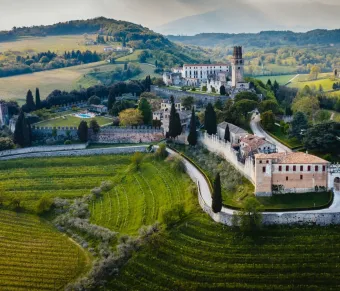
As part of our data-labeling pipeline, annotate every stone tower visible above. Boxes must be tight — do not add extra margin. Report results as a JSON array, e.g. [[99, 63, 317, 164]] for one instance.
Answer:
[[231, 46, 244, 88]]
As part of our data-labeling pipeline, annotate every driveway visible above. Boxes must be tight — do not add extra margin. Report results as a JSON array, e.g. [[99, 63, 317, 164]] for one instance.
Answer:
[[250, 113, 292, 153]]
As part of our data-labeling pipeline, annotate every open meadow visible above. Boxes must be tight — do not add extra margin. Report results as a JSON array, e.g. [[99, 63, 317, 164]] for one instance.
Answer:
[[0, 62, 160, 104], [253, 74, 297, 85], [0, 35, 111, 54]]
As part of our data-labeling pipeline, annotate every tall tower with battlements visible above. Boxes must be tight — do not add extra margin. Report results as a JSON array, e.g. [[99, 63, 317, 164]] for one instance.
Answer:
[[231, 46, 244, 88]]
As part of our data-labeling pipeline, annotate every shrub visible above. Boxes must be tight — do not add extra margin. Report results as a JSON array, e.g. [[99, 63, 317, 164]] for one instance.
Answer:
[[131, 152, 143, 171], [64, 140, 72, 145], [154, 144, 168, 160], [37, 195, 53, 214], [0, 137, 15, 151], [168, 156, 186, 173], [100, 181, 113, 192], [161, 204, 186, 229], [91, 187, 102, 197]]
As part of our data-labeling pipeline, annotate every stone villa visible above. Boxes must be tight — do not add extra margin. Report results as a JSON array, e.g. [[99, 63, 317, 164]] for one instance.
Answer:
[[255, 152, 330, 196]]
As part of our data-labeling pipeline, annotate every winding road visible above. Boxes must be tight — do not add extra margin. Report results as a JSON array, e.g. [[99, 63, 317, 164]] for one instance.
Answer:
[[250, 113, 292, 153]]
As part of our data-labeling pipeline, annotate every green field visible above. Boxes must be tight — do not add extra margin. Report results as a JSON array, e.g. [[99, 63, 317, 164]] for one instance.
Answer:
[[34, 115, 112, 128], [115, 50, 143, 62], [0, 210, 89, 290], [254, 74, 297, 85], [0, 62, 160, 104], [0, 34, 111, 54]]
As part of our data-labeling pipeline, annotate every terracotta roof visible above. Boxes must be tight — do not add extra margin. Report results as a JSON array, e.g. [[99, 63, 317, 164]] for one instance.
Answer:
[[218, 122, 248, 135], [255, 152, 330, 164], [240, 134, 271, 151]]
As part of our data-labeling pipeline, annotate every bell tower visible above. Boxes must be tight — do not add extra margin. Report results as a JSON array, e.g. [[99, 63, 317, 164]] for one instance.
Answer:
[[231, 46, 244, 88]]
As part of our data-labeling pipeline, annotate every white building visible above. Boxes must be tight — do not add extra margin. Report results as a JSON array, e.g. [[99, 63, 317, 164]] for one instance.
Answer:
[[182, 63, 230, 83], [103, 46, 114, 52], [161, 100, 188, 112], [240, 134, 276, 157], [217, 122, 248, 144]]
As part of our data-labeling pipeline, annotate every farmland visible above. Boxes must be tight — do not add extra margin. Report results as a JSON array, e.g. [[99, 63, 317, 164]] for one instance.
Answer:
[[0, 210, 89, 290], [254, 74, 297, 85], [110, 212, 340, 290], [0, 62, 160, 104], [0, 34, 111, 54], [34, 115, 112, 128]]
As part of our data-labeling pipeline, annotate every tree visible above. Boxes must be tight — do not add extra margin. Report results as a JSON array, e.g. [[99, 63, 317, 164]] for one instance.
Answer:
[[77, 120, 88, 142], [35, 88, 41, 109], [261, 110, 275, 131], [52, 127, 57, 138], [303, 122, 340, 154], [220, 85, 226, 95], [182, 96, 194, 110], [292, 96, 320, 119], [259, 100, 280, 114], [212, 173, 222, 213], [168, 100, 178, 139], [204, 103, 217, 135], [89, 119, 100, 134], [37, 196, 53, 214], [138, 98, 152, 125], [266, 79, 272, 88], [107, 91, 116, 110], [88, 95, 101, 105], [173, 112, 183, 137], [119, 109, 143, 126], [25, 90, 35, 112], [0, 137, 14, 151], [309, 65, 321, 80], [236, 197, 263, 232], [214, 99, 223, 111], [234, 91, 259, 103], [187, 108, 197, 146], [234, 100, 258, 118], [13, 110, 31, 147], [124, 62, 128, 71], [144, 75, 152, 92], [131, 152, 143, 171], [224, 124, 230, 142], [290, 112, 308, 140]]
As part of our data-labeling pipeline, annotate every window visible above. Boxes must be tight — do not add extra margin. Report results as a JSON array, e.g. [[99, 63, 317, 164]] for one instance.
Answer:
[[266, 160, 269, 164], [308, 166, 311, 171], [286, 166, 289, 171], [279, 166, 282, 172], [259, 160, 262, 164], [300, 175, 303, 180], [286, 177, 289, 181], [293, 166, 296, 171], [315, 166, 319, 172], [300, 165, 303, 171], [263, 167, 266, 173], [323, 166, 326, 172]]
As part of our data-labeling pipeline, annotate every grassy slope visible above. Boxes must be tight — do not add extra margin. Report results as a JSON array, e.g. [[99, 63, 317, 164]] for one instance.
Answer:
[[0, 62, 160, 104], [0, 34, 111, 54], [288, 72, 338, 91], [0, 210, 90, 290], [34, 115, 112, 127], [254, 74, 296, 85], [266, 125, 302, 148]]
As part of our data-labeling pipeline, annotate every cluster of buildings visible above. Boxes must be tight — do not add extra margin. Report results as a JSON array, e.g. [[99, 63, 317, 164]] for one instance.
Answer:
[[214, 121, 335, 196], [163, 46, 250, 94]]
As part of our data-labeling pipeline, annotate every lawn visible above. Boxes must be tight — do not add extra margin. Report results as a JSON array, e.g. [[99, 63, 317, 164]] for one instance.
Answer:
[[115, 50, 143, 62], [254, 74, 297, 85], [0, 62, 159, 104], [0, 34, 112, 54], [288, 73, 338, 91], [0, 210, 90, 290], [258, 192, 332, 210], [266, 124, 302, 149], [33, 115, 112, 128]]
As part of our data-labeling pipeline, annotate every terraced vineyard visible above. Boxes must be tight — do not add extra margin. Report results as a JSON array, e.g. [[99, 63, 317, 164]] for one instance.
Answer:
[[110, 212, 340, 290], [0, 155, 130, 212], [0, 210, 89, 290], [91, 160, 192, 235]]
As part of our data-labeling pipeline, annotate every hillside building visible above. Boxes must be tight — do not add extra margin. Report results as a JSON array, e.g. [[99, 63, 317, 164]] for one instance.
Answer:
[[217, 122, 248, 144], [240, 134, 276, 157], [255, 152, 329, 196]]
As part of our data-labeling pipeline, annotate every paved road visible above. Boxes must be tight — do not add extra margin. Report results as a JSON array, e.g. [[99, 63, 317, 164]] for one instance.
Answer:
[[250, 113, 292, 153]]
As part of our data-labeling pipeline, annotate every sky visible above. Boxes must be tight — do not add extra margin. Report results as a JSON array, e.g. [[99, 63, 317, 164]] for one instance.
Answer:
[[0, 0, 339, 32]]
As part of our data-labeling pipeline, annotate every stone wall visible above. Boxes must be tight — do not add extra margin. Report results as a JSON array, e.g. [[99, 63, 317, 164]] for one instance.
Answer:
[[151, 85, 228, 105], [32, 126, 78, 140], [0, 143, 87, 158], [89, 127, 164, 144], [200, 133, 255, 183]]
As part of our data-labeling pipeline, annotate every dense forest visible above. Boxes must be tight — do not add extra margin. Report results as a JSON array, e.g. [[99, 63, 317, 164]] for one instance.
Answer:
[[168, 30, 340, 48]]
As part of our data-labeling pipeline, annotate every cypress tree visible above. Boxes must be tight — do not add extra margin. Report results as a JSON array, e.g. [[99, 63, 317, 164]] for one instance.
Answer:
[[35, 88, 41, 110], [13, 110, 31, 148], [77, 121, 89, 142], [108, 90, 116, 110], [224, 124, 230, 142], [212, 173, 222, 213], [187, 108, 197, 146], [168, 100, 177, 139], [174, 112, 182, 137], [204, 103, 217, 135], [25, 90, 35, 112]]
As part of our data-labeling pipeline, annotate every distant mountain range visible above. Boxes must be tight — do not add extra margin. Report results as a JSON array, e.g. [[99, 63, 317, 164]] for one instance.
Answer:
[[156, 0, 340, 35]]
